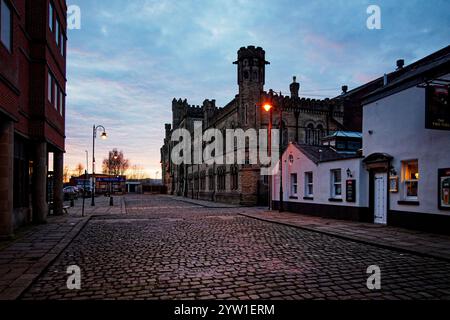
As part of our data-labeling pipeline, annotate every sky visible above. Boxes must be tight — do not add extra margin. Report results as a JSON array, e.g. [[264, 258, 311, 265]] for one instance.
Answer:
[[64, 0, 450, 178]]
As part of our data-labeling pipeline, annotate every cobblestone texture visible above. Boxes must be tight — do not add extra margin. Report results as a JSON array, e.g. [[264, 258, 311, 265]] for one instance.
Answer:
[[21, 195, 450, 300]]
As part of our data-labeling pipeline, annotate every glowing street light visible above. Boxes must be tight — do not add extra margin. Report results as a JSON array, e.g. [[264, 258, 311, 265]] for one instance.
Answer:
[[92, 125, 107, 206], [261, 94, 284, 213], [263, 103, 273, 113]]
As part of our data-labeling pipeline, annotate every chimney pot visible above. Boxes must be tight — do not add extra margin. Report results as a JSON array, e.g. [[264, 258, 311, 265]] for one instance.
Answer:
[[396, 59, 405, 70], [342, 85, 348, 94]]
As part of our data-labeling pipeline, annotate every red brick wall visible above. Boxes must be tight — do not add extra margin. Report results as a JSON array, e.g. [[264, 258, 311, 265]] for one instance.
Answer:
[[0, 0, 66, 150]]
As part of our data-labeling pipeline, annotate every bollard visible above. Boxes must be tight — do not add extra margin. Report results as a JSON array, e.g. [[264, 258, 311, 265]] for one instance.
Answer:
[[110, 196, 114, 206], [70, 197, 75, 207]]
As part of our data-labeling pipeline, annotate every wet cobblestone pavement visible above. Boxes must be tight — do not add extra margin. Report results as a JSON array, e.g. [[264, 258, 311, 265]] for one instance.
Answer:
[[21, 195, 450, 300]]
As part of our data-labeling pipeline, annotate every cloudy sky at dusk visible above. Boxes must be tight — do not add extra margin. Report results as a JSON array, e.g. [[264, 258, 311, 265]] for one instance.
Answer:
[[65, 0, 450, 178]]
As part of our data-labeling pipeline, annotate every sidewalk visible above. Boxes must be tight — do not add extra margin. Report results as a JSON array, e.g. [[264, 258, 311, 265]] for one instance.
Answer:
[[0, 195, 124, 300], [166, 195, 241, 208], [240, 210, 450, 262]]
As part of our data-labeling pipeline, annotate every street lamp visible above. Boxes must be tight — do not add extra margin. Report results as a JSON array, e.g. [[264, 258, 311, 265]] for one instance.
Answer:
[[261, 92, 284, 213], [92, 125, 107, 206], [262, 103, 273, 211]]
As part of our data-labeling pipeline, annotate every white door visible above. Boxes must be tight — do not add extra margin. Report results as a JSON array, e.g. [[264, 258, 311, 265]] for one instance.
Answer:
[[374, 173, 388, 224]]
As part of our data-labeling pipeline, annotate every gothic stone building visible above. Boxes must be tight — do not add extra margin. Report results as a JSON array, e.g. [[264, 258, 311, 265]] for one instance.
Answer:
[[161, 46, 348, 206]]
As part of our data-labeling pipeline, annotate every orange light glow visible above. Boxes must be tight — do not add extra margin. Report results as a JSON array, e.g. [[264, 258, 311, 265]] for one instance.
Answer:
[[263, 104, 273, 112]]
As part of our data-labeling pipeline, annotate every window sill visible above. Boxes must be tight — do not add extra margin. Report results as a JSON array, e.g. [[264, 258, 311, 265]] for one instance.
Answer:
[[329, 198, 343, 203], [398, 200, 420, 206], [289, 196, 298, 200], [303, 196, 314, 201]]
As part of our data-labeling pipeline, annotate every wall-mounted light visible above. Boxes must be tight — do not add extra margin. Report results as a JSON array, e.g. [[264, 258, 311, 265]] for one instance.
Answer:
[[390, 167, 397, 177], [346, 168, 353, 178]]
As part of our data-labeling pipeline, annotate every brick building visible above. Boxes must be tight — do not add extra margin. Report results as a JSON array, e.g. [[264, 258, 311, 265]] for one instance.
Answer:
[[0, 0, 67, 238], [161, 46, 348, 205]]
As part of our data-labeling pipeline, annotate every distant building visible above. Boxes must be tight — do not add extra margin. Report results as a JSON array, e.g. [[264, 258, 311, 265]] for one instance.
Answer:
[[70, 174, 127, 195], [161, 46, 348, 206], [0, 0, 67, 238], [274, 45, 450, 234]]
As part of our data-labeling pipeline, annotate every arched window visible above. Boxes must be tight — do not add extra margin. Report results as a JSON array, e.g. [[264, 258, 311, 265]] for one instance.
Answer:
[[316, 124, 325, 145], [230, 165, 239, 191], [305, 124, 314, 145]]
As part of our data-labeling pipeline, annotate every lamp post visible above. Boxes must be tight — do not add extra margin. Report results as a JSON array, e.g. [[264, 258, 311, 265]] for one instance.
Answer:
[[262, 92, 284, 213], [263, 102, 273, 210], [91, 125, 107, 206], [278, 93, 284, 213], [82, 150, 88, 217]]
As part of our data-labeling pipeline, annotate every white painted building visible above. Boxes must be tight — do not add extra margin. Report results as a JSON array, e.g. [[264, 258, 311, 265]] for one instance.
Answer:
[[362, 52, 450, 232], [273, 45, 450, 233], [272, 141, 370, 221]]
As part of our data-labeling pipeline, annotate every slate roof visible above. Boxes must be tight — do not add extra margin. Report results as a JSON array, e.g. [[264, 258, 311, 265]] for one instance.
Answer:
[[291, 143, 362, 164]]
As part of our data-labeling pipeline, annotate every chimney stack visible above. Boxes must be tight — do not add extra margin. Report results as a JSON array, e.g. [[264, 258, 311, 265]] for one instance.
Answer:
[[290, 76, 300, 98], [396, 59, 405, 70], [342, 85, 348, 94]]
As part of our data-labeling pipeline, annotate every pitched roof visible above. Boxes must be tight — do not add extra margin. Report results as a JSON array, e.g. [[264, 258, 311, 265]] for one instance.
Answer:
[[291, 143, 362, 164], [323, 131, 363, 139]]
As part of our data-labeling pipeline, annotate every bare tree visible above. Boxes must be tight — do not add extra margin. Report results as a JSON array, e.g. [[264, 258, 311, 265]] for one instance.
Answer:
[[63, 166, 70, 183], [102, 149, 129, 176], [75, 163, 84, 177]]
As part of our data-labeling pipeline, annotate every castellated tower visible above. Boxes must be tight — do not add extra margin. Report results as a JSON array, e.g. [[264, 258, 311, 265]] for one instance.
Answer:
[[234, 46, 270, 128]]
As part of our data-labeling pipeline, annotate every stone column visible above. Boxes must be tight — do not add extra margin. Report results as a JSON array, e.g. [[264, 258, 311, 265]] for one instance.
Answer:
[[0, 120, 14, 238], [32, 141, 48, 224], [53, 151, 64, 216]]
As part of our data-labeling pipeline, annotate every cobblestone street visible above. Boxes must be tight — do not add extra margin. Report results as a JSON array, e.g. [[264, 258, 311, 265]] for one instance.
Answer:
[[20, 195, 450, 300]]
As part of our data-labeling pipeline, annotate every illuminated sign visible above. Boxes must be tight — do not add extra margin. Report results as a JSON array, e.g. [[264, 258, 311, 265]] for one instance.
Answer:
[[426, 85, 450, 131]]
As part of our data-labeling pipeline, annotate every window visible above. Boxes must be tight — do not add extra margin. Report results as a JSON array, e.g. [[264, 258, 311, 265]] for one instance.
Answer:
[[48, 72, 53, 102], [305, 172, 313, 197], [402, 160, 419, 200], [0, 0, 12, 52], [217, 167, 226, 191], [59, 90, 64, 115], [200, 171, 206, 191], [49, 2, 54, 31], [60, 33, 65, 56], [55, 18, 60, 47], [305, 124, 314, 145], [316, 125, 325, 145], [290, 173, 298, 197], [331, 169, 342, 198], [54, 81, 58, 109], [208, 169, 215, 191], [230, 165, 239, 191]]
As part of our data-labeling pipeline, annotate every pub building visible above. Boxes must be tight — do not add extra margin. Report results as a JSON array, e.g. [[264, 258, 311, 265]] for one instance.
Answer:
[[273, 45, 450, 234], [272, 133, 369, 221]]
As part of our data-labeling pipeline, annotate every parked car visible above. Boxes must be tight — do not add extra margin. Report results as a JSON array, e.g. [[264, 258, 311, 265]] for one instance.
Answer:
[[63, 186, 78, 200], [77, 186, 92, 198]]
